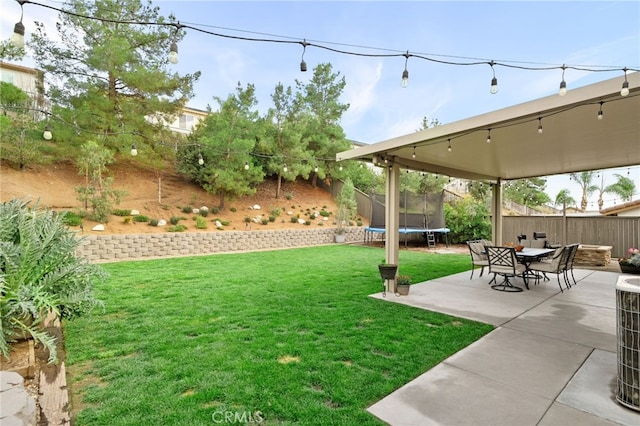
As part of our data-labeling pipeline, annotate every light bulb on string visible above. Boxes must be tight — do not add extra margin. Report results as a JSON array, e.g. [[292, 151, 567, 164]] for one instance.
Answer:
[[559, 65, 567, 96], [168, 41, 178, 64], [300, 40, 308, 72], [11, 1, 25, 48], [339, 164, 343, 171], [486, 129, 492, 143], [131, 144, 138, 156], [537, 117, 543, 134], [597, 101, 604, 120], [447, 139, 452, 152], [244, 161, 249, 171], [489, 61, 498, 94], [198, 153, 204, 165], [401, 51, 409, 88], [283, 163, 288, 173], [620, 68, 630, 96], [412, 146, 416, 159], [314, 165, 318, 173]]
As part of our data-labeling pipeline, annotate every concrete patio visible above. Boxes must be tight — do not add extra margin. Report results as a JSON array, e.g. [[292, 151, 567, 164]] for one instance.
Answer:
[[368, 268, 639, 425]]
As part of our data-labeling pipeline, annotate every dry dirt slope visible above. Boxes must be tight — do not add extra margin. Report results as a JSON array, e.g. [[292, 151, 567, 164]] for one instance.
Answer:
[[0, 160, 349, 234]]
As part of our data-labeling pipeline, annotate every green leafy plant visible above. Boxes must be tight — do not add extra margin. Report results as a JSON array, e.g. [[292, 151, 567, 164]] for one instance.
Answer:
[[112, 209, 131, 217], [132, 214, 149, 223], [149, 219, 159, 227], [61, 211, 83, 227], [195, 216, 207, 229], [0, 199, 105, 363], [167, 224, 187, 232], [397, 275, 412, 285]]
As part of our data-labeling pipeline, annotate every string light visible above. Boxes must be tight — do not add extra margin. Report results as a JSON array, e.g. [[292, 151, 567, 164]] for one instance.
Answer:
[[314, 165, 318, 173], [12, 0, 638, 96], [130, 144, 138, 156], [537, 117, 543, 134], [559, 65, 567, 96], [401, 51, 409, 88], [597, 101, 604, 120], [447, 139, 452, 152], [412, 146, 416, 159], [621, 68, 629, 96], [486, 129, 492, 144], [11, 0, 26, 48], [198, 152, 204, 165], [283, 163, 288, 172], [244, 161, 249, 170], [489, 61, 498, 94], [168, 41, 178, 64], [300, 39, 308, 72]]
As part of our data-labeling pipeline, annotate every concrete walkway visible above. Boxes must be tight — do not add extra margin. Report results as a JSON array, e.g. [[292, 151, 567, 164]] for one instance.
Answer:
[[368, 268, 639, 425]]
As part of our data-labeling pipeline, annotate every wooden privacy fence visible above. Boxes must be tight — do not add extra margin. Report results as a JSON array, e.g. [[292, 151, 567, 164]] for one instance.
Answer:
[[503, 216, 640, 258]]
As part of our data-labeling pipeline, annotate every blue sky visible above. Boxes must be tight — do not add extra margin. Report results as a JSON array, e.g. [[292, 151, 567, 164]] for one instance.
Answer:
[[2, 0, 639, 208]]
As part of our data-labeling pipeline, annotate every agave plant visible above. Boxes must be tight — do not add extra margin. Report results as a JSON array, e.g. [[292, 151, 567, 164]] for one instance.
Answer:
[[0, 199, 106, 363]]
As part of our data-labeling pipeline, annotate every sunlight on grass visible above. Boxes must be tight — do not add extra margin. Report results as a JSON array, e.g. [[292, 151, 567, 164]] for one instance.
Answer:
[[64, 245, 492, 425]]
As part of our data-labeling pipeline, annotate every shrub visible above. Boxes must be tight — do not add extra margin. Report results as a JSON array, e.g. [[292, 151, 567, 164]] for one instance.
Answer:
[[133, 214, 149, 223], [168, 224, 187, 232], [230, 207, 237, 213], [261, 218, 269, 225], [61, 211, 83, 226], [211, 207, 219, 214], [199, 209, 208, 217], [244, 216, 251, 223], [285, 192, 294, 200], [170, 216, 184, 225], [269, 215, 276, 222], [149, 219, 159, 226], [290, 217, 298, 223], [270, 207, 281, 217], [195, 216, 207, 229], [181, 206, 192, 213], [123, 217, 131, 224], [319, 210, 331, 217], [305, 220, 311, 226], [0, 199, 106, 363], [112, 209, 131, 217], [220, 220, 230, 226], [444, 198, 491, 243]]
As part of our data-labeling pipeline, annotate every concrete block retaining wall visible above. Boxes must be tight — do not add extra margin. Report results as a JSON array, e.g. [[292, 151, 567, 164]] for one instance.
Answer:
[[76, 227, 366, 262]]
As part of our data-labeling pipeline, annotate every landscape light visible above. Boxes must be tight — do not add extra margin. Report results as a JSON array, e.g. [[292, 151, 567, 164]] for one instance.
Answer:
[[43, 124, 52, 140]]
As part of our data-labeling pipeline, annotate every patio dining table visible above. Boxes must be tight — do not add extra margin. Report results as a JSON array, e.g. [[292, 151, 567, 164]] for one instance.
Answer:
[[516, 247, 556, 289]]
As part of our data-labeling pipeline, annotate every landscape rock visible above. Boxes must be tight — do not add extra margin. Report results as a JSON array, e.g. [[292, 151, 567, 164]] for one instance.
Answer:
[[92, 224, 105, 231], [297, 218, 306, 224], [157, 219, 167, 226], [130, 209, 140, 215], [215, 220, 223, 227], [253, 204, 261, 210], [192, 208, 200, 214], [287, 211, 293, 215]]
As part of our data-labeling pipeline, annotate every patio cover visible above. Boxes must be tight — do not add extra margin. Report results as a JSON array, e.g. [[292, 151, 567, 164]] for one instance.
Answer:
[[337, 73, 640, 280]]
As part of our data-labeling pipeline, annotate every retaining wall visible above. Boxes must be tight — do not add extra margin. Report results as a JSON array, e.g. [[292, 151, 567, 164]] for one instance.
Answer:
[[76, 227, 366, 263]]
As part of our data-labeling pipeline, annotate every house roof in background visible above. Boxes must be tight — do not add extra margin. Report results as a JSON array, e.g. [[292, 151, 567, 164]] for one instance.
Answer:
[[600, 198, 640, 216]]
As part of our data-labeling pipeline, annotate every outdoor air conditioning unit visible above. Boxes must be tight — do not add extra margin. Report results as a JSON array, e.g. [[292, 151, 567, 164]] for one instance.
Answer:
[[616, 276, 640, 412]]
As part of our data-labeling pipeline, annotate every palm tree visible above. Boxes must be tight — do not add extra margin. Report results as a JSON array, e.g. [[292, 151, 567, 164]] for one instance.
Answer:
[[604, 174, 636, 204], [570, 171, 598, 211], [554, 189, 576, 210]]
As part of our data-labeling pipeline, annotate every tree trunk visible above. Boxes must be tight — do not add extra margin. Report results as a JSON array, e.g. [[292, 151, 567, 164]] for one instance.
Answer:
[[218, 192, 225, 210], [275, 174, 282, 199]]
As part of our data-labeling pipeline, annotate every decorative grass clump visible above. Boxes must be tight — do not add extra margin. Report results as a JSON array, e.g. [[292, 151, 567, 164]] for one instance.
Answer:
[[64, 245, 491, 425]]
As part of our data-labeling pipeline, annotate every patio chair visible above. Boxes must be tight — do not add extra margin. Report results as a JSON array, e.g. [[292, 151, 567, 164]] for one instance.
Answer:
[[528, 246, 569, 292], [467, 240, 489, 279], [486, 246, 528, 292], [563, 243, 580, 287]]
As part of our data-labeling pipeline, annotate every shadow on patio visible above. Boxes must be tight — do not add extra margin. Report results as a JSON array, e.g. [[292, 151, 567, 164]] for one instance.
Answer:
[[368, 268, 638, 425]]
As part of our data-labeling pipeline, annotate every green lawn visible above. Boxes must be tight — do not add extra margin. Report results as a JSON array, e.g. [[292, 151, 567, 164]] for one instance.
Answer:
[[64, 245, 493, 425]]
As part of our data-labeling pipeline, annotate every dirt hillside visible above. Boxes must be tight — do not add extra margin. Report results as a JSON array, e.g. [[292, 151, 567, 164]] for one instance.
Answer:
[[0, 160, 353, 234]]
